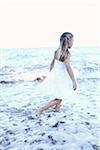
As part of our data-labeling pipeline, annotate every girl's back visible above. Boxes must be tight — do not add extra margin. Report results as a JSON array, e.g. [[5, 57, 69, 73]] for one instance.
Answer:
[[55, 49, 71, 62]]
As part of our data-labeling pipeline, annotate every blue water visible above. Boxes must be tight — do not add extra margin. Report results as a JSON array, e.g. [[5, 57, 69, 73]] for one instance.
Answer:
[[0, 47, 100, 108], [0, 47, 99, 80], [0, 47, 100, 150]]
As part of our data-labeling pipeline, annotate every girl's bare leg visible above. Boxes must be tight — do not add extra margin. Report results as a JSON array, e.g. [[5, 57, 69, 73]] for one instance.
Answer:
[[55, 99, 62, 112], [37, 98, 62, 114]]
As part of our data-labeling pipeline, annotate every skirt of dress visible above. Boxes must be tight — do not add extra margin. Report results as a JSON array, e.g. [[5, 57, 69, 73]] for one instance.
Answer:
[[36, 60, 77, 101]]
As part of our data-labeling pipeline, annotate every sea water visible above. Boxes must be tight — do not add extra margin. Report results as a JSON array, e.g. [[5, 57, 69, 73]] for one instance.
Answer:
[[0, 47, 99, 106], [0, 47, 100, 150]]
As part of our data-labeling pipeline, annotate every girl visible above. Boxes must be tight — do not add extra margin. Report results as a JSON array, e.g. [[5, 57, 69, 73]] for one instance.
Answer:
[[37, 32, 77, 114]]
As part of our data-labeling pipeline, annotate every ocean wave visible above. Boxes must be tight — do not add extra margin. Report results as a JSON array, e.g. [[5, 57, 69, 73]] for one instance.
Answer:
[[0, 77, 99, 85], [0, 80, 15, 84], [0, 69, 48, 84]]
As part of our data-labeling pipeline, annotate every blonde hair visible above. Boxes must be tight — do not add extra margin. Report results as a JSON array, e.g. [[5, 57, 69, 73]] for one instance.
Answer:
[[56, 32, 73, 61]]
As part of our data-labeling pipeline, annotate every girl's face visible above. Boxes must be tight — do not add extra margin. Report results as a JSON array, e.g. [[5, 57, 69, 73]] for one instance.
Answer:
[[68, 37, 74, 48]]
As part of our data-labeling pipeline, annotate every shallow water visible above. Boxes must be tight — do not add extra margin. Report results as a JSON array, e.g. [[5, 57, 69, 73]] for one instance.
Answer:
[[0, 47, 100, 150]]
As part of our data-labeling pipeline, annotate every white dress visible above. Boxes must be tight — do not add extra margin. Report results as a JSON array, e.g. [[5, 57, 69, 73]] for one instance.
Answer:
[[37, 59, 77, 101]]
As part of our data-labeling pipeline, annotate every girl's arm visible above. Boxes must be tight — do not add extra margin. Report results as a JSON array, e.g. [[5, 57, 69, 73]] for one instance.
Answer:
[[49, 51, 56, 71], [64, 57, 77, 90]]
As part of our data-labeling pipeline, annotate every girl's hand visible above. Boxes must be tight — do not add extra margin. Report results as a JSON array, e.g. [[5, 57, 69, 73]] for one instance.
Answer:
[[73, 81, 77, 90]]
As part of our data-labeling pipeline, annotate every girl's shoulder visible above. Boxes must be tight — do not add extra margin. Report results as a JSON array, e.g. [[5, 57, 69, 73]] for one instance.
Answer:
[[54, 49, 71, 61]]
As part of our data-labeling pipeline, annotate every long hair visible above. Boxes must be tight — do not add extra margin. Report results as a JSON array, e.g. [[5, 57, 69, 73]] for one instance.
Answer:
[[60, 32, 73, 51], [58, 32, 73, 61]]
